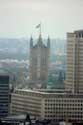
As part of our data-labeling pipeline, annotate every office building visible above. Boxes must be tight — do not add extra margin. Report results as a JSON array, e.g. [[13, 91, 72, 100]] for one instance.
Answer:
[[11, 89, 83, 123], [0, 71, 10, 118], [29, 34, 50, 87], [65, 30, 83, 93]]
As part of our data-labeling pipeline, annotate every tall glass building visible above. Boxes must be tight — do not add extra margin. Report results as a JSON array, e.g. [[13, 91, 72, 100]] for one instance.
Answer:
[[0, 72, 10, 118]]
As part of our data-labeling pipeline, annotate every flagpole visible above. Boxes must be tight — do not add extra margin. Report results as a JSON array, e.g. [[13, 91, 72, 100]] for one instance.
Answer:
[[36, 23, 41, 36]]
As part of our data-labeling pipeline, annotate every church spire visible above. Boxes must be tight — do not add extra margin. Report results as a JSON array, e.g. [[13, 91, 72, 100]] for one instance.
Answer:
[[37, 34, 43, 46], [47, 36, 50, 48], [30, 35, 33, 48]]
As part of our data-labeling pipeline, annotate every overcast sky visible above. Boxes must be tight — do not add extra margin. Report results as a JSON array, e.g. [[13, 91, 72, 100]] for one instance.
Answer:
[[0, 0, 83, 38]]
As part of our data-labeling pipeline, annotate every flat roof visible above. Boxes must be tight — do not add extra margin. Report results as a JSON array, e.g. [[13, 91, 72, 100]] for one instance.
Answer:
[[1, 114, 31, 122], [14, 88, 83, 97], [15, 88, 67, 94], [74, 30, 83, 33]]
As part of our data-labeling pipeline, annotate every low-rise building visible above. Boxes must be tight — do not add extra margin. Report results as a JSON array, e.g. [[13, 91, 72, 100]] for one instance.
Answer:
[[11, 89, 83, 123]]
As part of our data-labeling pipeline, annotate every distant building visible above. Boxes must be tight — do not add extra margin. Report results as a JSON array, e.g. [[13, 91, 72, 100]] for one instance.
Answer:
[[59, 121, 72, 125], [0, 71, 10, 118], [11, 89, 83, 123], [65, 30, 83, 93], [29, 34, 50, 88]]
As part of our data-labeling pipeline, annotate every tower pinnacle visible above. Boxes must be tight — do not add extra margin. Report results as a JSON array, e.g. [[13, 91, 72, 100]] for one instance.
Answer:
[[47, 36, 50, 48], [30, 36, 33, 48]]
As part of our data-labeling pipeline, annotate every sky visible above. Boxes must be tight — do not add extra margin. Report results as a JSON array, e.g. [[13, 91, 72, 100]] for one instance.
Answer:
[[0, 0, 83, 38]]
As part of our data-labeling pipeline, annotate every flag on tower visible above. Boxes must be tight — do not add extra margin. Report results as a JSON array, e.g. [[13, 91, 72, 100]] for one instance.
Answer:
[[36, 23, 41, 28]]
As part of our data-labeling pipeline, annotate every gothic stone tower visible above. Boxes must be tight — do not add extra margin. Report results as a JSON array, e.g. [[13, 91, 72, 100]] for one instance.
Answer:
[[29, 34, 50, 88]]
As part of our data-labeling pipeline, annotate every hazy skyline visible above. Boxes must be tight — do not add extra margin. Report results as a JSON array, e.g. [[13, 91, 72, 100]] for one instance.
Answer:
[[0, 0, 83, 38]]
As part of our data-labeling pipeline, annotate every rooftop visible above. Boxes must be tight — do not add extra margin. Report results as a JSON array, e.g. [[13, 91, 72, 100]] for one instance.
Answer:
[[14, 88, 83, 97], [1, 114, 31, 123], [74, 30, 83, 33]]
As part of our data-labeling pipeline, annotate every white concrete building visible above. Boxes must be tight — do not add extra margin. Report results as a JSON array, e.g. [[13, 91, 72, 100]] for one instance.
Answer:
[[66, 30, 83, 93], [11, 89, 83, 122]]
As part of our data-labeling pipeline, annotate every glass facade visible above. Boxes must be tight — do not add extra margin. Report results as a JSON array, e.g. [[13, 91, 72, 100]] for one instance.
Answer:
[[0, 75, 9, 118]]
